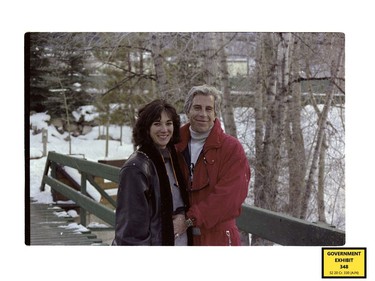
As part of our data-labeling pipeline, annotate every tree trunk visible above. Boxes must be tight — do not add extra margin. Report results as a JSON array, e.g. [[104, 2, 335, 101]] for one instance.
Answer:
[[105, 109, 110, 158], [262, 32, 291, 211], [58, 76, 72, 155], [218, 33, 238, 137], [63, 91, 72, 155], [252, 33, 292, 245], [285, 36, 306, 217], [300, 34, 345, 219], [251, 34, 267, 246], [318, 133, 327, 222], [253, 33, 266, 209], [201, 33, 217, 86], [150, 34, 170, 99]]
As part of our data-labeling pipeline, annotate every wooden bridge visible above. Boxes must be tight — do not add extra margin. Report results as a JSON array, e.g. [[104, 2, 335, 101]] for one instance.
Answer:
[[27, 151, 345, 246], [28, 200, 106, 245]]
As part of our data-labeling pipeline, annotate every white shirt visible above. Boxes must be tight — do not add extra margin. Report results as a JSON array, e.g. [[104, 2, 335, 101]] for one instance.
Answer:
[[189, 126, 212, 177]]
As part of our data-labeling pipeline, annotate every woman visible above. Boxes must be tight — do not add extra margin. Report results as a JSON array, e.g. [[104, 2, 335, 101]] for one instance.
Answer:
[[112, 99, 191, 246]]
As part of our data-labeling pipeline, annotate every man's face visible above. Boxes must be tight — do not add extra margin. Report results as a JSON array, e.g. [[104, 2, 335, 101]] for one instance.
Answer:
[[187, 94, 216, 133]]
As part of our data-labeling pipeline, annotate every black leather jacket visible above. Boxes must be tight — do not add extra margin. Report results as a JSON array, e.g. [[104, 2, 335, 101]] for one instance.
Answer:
[[112, 144, 191, 246], [113, 150, 164, 245]]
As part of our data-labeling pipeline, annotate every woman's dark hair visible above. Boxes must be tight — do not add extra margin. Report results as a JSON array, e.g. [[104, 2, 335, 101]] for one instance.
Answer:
[[133, 99, 181, 147]]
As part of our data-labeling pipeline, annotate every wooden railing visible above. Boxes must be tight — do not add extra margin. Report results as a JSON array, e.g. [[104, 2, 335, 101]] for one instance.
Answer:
[[236, 205, 345, 246], [40, 151, 120, 227], [40, 151, 345, 246]]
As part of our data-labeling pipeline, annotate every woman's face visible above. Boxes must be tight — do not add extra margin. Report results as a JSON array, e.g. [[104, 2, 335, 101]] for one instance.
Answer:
[[149, 110, 174, 149]]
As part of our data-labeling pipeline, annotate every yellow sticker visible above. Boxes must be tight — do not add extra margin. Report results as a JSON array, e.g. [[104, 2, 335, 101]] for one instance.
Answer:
[[322, 248, 366, 278]]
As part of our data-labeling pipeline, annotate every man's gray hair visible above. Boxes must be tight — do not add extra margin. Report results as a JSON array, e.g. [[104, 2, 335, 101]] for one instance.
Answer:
[[183, 84, 222, 115]]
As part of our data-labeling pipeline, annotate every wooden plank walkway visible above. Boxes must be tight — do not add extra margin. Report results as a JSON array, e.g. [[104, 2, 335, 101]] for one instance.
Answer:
[[29, 201, 105, 245]]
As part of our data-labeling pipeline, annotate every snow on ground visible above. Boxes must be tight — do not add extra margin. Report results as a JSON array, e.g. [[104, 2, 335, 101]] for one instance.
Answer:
[[29, 112, 134, 203]]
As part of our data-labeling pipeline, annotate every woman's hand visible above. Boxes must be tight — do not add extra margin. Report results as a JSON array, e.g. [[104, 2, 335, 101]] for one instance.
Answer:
[[172, 214, 187, 239]]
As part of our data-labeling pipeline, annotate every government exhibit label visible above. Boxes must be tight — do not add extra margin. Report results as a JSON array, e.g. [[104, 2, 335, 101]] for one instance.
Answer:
[[322, 248, 366, 278]]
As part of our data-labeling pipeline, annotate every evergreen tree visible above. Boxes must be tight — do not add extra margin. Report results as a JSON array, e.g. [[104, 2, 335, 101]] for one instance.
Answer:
[[28, 33, 96, 119], [28, 33, 54, 113]]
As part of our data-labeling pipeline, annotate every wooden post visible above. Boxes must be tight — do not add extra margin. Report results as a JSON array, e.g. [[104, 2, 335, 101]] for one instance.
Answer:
[[80, 172, 87, 226], [42, 128, 48, 157]]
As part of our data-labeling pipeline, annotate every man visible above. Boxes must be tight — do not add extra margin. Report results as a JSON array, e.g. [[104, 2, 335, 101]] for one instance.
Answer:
[[175, 84, 250, 246]]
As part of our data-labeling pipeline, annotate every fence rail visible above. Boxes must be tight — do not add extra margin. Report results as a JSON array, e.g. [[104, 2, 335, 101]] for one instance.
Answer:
[[236, 205, 345, 246], [40, 151, 345, 246]]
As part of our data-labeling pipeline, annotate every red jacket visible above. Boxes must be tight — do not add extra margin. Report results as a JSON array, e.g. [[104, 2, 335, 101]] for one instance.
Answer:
[[176, 119, 250, 246]]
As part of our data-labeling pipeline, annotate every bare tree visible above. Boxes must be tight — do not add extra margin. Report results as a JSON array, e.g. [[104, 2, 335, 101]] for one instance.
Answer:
[[285, 35, 307, 217], [218, 33, 238, 137], [150, 33, 170, 99], [254, 33, 291, 212], [299, 34, 345, 219], [252, 33, 292, 245]]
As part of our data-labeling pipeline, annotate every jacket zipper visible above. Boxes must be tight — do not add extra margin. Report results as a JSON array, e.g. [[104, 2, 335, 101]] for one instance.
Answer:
[[226, 230, 232, 246]]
